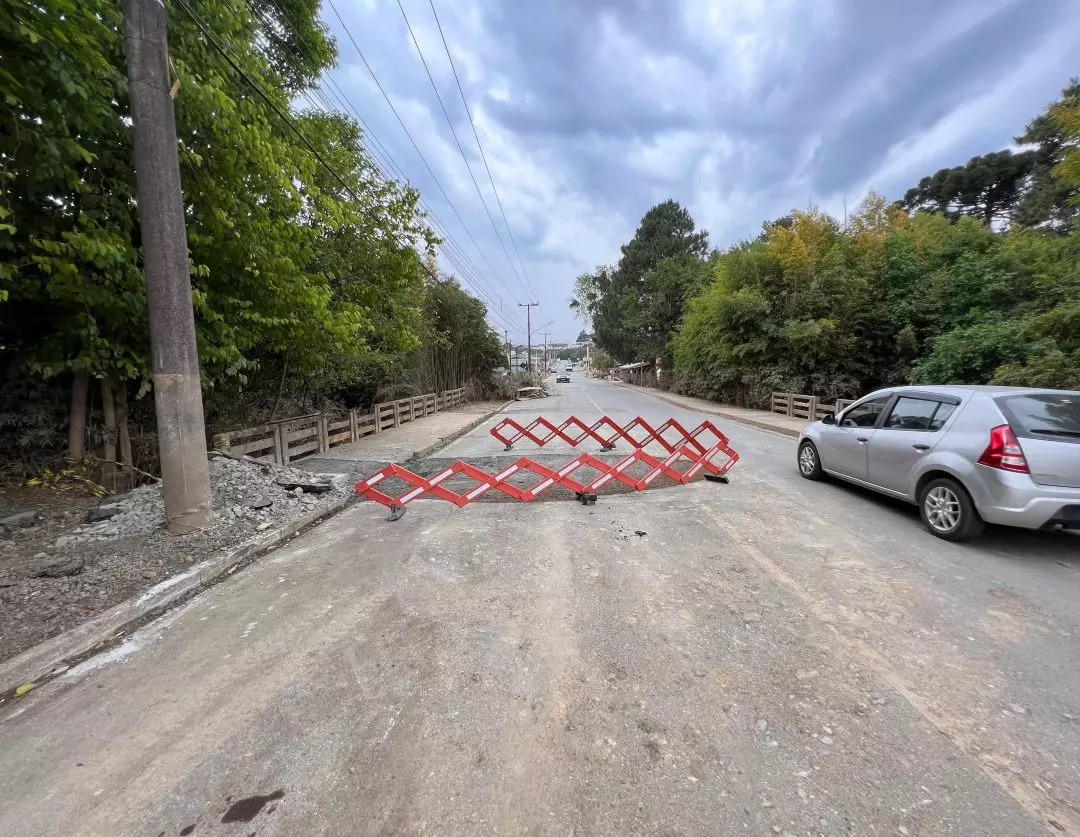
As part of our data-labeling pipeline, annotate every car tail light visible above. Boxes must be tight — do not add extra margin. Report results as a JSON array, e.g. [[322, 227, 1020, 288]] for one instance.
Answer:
[[978, 425, 1030, 473]]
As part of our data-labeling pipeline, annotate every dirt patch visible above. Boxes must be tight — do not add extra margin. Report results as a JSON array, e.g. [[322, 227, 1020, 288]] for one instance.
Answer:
[[0, 455, 352, 663]]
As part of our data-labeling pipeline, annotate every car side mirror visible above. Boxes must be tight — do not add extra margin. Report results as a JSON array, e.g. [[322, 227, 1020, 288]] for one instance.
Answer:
[[821, 413, 836, 425]]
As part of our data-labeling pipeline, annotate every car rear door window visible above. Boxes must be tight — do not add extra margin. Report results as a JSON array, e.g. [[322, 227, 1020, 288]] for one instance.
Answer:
[[928, 402, 956, 431], [841, 396, 890, 427], [884, 397, 940, 431], [996, 393, 1080, 442]]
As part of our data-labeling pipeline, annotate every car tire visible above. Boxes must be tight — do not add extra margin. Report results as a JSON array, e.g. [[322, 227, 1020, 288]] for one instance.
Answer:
[[918, 477, 984, 542], [797, 440, 823, 480]]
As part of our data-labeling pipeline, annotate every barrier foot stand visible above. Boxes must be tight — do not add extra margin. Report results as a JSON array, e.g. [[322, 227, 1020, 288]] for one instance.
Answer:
[[576, 491, 598, 506], [704, 474, 729, 484], [387, 504, 407, 521]]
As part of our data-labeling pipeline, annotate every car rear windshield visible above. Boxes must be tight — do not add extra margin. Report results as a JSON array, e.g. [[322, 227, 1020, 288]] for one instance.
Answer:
[[996, 393, 1080, 442]]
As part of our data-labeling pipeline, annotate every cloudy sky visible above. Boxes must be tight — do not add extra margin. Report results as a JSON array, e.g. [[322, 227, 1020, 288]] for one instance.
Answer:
[[320, 0, 1080, 342]]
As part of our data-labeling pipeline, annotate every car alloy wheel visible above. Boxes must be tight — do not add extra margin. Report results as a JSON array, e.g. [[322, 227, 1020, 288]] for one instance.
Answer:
[[924, 485, 961, 533], [798, 444, 817, 476]]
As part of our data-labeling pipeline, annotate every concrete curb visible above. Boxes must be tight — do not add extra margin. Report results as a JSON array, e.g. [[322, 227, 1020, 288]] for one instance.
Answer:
[[610, 382, 802, 439], [406, 399, 515, 460], [0, 495, 351, 696]]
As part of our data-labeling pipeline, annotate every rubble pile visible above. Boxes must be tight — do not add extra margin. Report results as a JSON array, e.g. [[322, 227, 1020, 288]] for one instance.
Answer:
[[0, 455, 353, 662], [56, 456, 352, 545]]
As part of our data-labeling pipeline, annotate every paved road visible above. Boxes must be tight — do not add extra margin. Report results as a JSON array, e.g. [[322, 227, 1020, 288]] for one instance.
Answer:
[[2, 377, 1078, 836]]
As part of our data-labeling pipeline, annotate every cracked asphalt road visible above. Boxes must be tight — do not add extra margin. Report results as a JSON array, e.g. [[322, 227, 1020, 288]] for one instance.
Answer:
[[1, 377, 1078, 836]]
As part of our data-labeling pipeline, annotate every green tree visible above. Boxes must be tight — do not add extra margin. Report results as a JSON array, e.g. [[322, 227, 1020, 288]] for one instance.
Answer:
[[599, 82, 1080, 407], [0, 0, 143, 385], [1013, 79, 1080, 232], [406, 274, 504, 393], [1, 0, 502, 465], [638, 255, 713, 361], [571, 265, 635, 361], [900, 150, 1035, 226], [571, 200, 708, 362], [554, 346, 585, 362]]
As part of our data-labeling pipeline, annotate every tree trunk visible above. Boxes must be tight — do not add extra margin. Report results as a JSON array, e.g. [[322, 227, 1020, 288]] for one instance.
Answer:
[[270, 355, 289, 421], [115, 381, 134, 487], [101, 377, 117, 491], [67, 371, 90, 461]]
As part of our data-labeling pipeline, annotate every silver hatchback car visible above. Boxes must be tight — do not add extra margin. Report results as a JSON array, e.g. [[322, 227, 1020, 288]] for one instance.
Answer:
[[797, 386, 1080, 541]]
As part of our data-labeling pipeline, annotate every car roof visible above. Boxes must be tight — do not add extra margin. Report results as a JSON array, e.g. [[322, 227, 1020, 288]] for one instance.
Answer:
[[867, 384, 1079, 398]]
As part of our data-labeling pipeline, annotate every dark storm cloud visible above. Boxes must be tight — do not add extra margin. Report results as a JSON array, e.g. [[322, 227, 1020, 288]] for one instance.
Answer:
[[463, 0, 1073, 196], [326, 0, 1080, 337], [479, 0, 716, 140], [804, 0, 1069, 193]]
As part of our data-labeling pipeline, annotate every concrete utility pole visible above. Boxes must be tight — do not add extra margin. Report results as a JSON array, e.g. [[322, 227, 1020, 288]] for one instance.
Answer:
[[518, 302, 538, 371], [541, 332, 550, 370], [123, 0, 211, 534], [505, 330, 511, 371]]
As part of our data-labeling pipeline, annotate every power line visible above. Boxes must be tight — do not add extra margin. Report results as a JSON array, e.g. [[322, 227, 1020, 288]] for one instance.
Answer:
[[322, 0, 524, 312], [291, 74, 517, 323], [427, 0, 538, 301], [246, 0, 524, 328], [308, 40, 524, 329], [176, 3, 519, 351], [254, 0, 523, 327], [175, 0, 503, 345], [394, 0, 532, 303]]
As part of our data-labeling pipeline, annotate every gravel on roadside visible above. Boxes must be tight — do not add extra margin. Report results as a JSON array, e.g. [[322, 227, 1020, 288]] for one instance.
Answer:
[[0, 454, 352, 663]]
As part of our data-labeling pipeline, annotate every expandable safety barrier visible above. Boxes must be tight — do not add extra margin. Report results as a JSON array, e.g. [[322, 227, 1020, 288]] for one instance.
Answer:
[[355, 416, 739, 519], [491, 415, 726, 457]]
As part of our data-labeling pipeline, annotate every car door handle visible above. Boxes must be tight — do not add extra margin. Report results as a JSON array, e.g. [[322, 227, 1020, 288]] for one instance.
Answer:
[[912, 443, 930, 451], [856, 436, 869, 444]]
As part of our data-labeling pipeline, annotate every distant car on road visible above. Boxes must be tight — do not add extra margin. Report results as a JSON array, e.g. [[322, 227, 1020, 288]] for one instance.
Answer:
[[556, 371, 570, 383], [797, 386, 1080, 541]]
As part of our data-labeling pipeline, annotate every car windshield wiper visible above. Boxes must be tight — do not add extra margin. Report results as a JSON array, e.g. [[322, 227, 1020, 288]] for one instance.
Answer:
[[1029, 428, 1080, 438]]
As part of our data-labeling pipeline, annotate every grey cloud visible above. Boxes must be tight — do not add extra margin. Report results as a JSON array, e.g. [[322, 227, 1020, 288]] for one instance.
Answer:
[[806, 0, 1068, 194], [326, 0, 1080, 338]]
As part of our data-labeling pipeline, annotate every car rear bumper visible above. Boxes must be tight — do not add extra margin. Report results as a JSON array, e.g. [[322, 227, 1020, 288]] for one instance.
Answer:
[[971, 467, 1080, 529]]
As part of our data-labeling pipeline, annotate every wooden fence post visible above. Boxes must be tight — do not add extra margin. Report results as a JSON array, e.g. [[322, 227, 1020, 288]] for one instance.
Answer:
[[374, 404, 383, 434], [392, 401, 401, 428], [349, 409, 358, 442], [808, 396, 817, 420], [785, 393, 794, 417], [278, 423, 290, 465], [267, 424, 279, 465], [317, 416, 328, 453]]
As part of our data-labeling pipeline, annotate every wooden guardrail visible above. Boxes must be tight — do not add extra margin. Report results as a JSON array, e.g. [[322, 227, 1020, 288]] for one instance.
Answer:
[[771, 392, 857, 421], [212, 387, 467, 465]]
